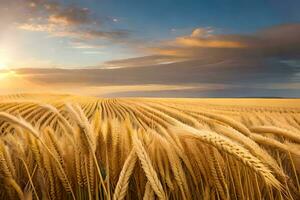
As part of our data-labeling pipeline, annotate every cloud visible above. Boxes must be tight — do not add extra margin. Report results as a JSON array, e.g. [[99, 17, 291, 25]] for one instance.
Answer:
[[73, 29, 129, 40], [190, 28, 213, 37], [254, 24, 300, 57], [104, 55, 186, 68], [47, 6, 91, 26], [1, 0, 130, 43], [43, 29, 130, 41], [19, 23, 56, 32], [0, 70, 234, 97], [6, 56, 299, 97], [82, 51, 103, 55], [107, 23, 300, 67], [171, 27, 245, 48], [174, 37, 245, 48], [13, 57, 297, 86], [69, 41, 104, 49]]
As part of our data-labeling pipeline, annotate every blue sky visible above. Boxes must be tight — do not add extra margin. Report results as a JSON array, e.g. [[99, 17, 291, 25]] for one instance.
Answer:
[[72, 0, 299, 32], [0, 0, 299, 97], [81, 0, 300, 34]]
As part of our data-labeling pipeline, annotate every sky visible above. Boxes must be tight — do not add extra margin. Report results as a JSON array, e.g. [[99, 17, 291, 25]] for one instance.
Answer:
[[0, 0, 299, 97]]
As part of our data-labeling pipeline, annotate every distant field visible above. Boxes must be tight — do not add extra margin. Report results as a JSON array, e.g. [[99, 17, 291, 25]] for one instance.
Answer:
[[0, 94, 299, 200]]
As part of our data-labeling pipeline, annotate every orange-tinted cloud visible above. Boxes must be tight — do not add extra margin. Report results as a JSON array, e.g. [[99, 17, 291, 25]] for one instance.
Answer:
[[19, 23, 56, 32], [115, 24, 300, 67], [171, 27, 246, 48], [48, 7, 91, 26], [174, 37, 245, 48]]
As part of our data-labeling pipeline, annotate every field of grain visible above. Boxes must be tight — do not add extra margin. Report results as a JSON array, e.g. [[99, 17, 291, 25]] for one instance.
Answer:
[[0, 94, 299, 200]]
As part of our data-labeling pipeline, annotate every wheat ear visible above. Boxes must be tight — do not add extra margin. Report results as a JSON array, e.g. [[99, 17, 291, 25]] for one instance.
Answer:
[[250, 126, 300, 143], [113, 149, 137, 200], [0, 112, 76, 200], [173, 125, 281, 190], [132, 130, 166, 200]]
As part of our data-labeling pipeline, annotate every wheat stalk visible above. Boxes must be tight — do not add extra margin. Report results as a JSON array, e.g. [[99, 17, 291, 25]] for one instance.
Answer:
[[250, 126, 300, 143], [251, 133, 300, 156], [113, 149, 137, 200], [132, 130, 166, 200]]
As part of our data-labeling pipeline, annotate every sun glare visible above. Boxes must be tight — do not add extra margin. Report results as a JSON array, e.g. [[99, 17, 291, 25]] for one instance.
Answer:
[[0, 59, 7, 70], [0, 71, 18, 83]]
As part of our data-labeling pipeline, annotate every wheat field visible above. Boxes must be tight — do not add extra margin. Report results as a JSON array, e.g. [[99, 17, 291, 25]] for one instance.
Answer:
[[0, 94, 299, 200]]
